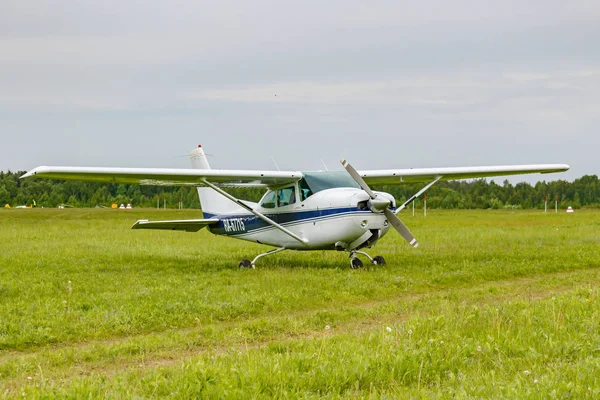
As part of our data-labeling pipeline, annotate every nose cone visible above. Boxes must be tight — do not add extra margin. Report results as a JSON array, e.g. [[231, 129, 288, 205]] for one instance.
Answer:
[[368, 196, 391, 212], [375, 191, 396, 208], [350, 190, 396, 211]]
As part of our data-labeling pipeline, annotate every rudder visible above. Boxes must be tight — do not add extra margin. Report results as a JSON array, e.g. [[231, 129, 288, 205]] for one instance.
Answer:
[[189, 145, 240, 217]]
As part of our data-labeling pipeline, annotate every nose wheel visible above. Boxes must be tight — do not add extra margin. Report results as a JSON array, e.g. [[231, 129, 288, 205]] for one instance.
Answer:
[[350, 257, 364, 269]]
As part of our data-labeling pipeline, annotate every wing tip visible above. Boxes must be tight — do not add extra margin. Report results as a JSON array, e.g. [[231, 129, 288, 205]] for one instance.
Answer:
[[131, 219, 149, 229], [541, 164, 570, 174], [21, 166, 50, 179], [20, 171, 34, 179]]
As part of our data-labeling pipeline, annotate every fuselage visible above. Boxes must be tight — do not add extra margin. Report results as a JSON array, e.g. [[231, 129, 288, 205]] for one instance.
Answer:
[[204, 188, 395, 250]]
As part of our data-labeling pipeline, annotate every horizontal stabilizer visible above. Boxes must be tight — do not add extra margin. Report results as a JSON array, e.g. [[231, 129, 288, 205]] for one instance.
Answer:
[[131, 218, 219, 232]]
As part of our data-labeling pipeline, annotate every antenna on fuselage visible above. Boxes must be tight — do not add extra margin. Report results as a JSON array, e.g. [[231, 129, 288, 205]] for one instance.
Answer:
[[320, 158, 329, 171], [271, 156, 281, 171]]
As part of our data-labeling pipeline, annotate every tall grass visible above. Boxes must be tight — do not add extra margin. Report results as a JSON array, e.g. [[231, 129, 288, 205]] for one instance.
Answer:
[[0, 208, 599, 398]]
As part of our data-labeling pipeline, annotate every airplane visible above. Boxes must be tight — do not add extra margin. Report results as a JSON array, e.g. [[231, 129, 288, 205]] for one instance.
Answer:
[[21, 145, 569, 269]]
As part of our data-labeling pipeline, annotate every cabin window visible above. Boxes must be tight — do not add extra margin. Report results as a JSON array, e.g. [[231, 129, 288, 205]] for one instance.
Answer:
[[260, 181, 313, 208], [260, 191, 277, 208], [298, 178, 313, 201], [277, 187, 296, 206]]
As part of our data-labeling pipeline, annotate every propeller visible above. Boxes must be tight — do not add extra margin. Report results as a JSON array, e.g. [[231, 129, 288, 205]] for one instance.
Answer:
[[341, 159, 419, 248]]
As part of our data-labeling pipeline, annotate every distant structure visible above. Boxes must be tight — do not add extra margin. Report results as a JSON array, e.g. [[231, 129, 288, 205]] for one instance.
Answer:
[[126, 204, 132, 209], [119, 204, 125, 209], [566, 206, 574, 213]]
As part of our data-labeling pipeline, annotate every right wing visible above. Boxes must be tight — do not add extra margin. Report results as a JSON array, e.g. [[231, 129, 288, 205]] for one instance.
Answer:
[[358, 164, 570, 185], [131, 218, 220, 232], [21, 167, 302, 188]]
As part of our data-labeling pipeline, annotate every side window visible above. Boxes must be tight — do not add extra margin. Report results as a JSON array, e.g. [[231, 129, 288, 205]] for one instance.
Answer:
[[299, 179, 313, 202], [260, 191, 277, 208], [277, 187, 296, 207]]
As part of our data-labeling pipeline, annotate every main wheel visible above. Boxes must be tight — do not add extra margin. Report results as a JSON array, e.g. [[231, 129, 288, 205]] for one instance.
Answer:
[[350, 258, 363, 269], [238, 259, 252, 268], [372, 256, 386, 266]]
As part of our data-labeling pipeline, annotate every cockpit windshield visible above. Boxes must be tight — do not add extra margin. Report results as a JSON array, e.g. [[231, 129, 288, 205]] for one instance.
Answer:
[[302, 171, 360, 193]]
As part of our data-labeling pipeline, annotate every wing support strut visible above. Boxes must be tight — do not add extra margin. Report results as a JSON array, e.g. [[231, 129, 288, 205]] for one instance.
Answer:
[[200, 179, 309, 247], [395, 176, 443, 215]]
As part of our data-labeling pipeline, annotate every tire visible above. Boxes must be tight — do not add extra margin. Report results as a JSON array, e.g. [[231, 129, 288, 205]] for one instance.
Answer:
[[372, 256, 386, 266], [238, 259, 252, 268], [350, 258, 363, 269]]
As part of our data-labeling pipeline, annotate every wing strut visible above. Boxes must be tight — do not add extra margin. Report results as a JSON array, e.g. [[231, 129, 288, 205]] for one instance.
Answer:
[[200, 179, 309, 247], [395, 176, 443, 215]]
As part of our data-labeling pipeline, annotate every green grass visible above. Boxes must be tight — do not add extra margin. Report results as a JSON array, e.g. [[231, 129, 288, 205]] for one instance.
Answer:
[[0, 208, 599, 398]]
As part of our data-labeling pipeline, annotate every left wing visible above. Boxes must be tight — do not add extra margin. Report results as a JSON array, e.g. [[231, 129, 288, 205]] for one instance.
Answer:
[[358, 164, 570, 185], [132, 218, 219, 232], [21, 166, 302, 188]]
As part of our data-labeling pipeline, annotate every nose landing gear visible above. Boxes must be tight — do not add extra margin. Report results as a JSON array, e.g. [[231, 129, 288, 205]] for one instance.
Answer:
[[350, 257, 363, 269], [349, 250, 386, 269]]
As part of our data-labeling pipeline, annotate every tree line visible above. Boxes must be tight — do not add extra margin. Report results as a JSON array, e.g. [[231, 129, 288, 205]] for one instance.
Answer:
[[1, 170, 599, 210]]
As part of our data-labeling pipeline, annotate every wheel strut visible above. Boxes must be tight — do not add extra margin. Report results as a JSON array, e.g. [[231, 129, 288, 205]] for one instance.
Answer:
[[238, 247, 286, 269], [349, 250, 386, 267]]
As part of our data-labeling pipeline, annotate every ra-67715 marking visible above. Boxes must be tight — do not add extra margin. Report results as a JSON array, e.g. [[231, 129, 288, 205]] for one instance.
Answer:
[[223, 218, 245, 232]]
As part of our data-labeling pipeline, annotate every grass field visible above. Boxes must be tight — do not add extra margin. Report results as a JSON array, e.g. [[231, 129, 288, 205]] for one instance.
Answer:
[[1, 208, 599, 398]]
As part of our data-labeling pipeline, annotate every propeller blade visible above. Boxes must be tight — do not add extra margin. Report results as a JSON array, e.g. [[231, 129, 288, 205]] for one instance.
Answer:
[[341, 159, 376, 199], [342, 158, 417, 247], [384, 208, 419, 248]]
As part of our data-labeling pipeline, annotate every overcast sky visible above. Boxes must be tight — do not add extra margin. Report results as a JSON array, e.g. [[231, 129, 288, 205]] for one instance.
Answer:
[[1, 0, 598, 183]]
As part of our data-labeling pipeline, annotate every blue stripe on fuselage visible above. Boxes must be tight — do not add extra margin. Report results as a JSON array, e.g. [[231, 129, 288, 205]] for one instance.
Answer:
[[204, 207, 372, 236]]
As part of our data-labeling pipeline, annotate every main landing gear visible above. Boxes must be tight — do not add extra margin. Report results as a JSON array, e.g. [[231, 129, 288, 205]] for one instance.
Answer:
[[238, 247, 286, 269], [349, 250, 386, 269], [239, 248, 386, 269]]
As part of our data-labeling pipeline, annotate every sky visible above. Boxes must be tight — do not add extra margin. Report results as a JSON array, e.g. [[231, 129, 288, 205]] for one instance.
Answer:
[[1, 0, 598, 183]]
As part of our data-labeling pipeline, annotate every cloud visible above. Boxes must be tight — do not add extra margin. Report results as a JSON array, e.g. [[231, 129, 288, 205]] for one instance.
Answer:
[[185, 70, 599, 121], [0, 1, 598, 181]]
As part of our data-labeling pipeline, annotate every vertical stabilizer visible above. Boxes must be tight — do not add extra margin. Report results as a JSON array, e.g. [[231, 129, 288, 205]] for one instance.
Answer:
[[190, 145, 240, 217]]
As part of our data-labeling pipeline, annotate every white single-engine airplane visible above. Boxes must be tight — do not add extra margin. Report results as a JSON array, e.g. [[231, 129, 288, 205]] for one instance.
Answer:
[[22, 146, 569, 268]]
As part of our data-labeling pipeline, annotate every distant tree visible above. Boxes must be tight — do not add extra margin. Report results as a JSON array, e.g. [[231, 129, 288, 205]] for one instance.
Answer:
[[90, 187, 111, 206], [4, 172, 600, 210], [38, 192, 50, 207], [0, 185, 10, 205], [66, 195, 79, 207]]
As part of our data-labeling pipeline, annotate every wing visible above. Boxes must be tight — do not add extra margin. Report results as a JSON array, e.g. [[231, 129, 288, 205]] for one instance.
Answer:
[[21, 166, 302, 188], [131, 218, 219, 232], [358, 164, 570, 185]]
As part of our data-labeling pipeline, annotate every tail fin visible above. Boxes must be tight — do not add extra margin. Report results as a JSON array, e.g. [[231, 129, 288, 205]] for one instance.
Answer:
[[190, 145, 240, 217]]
